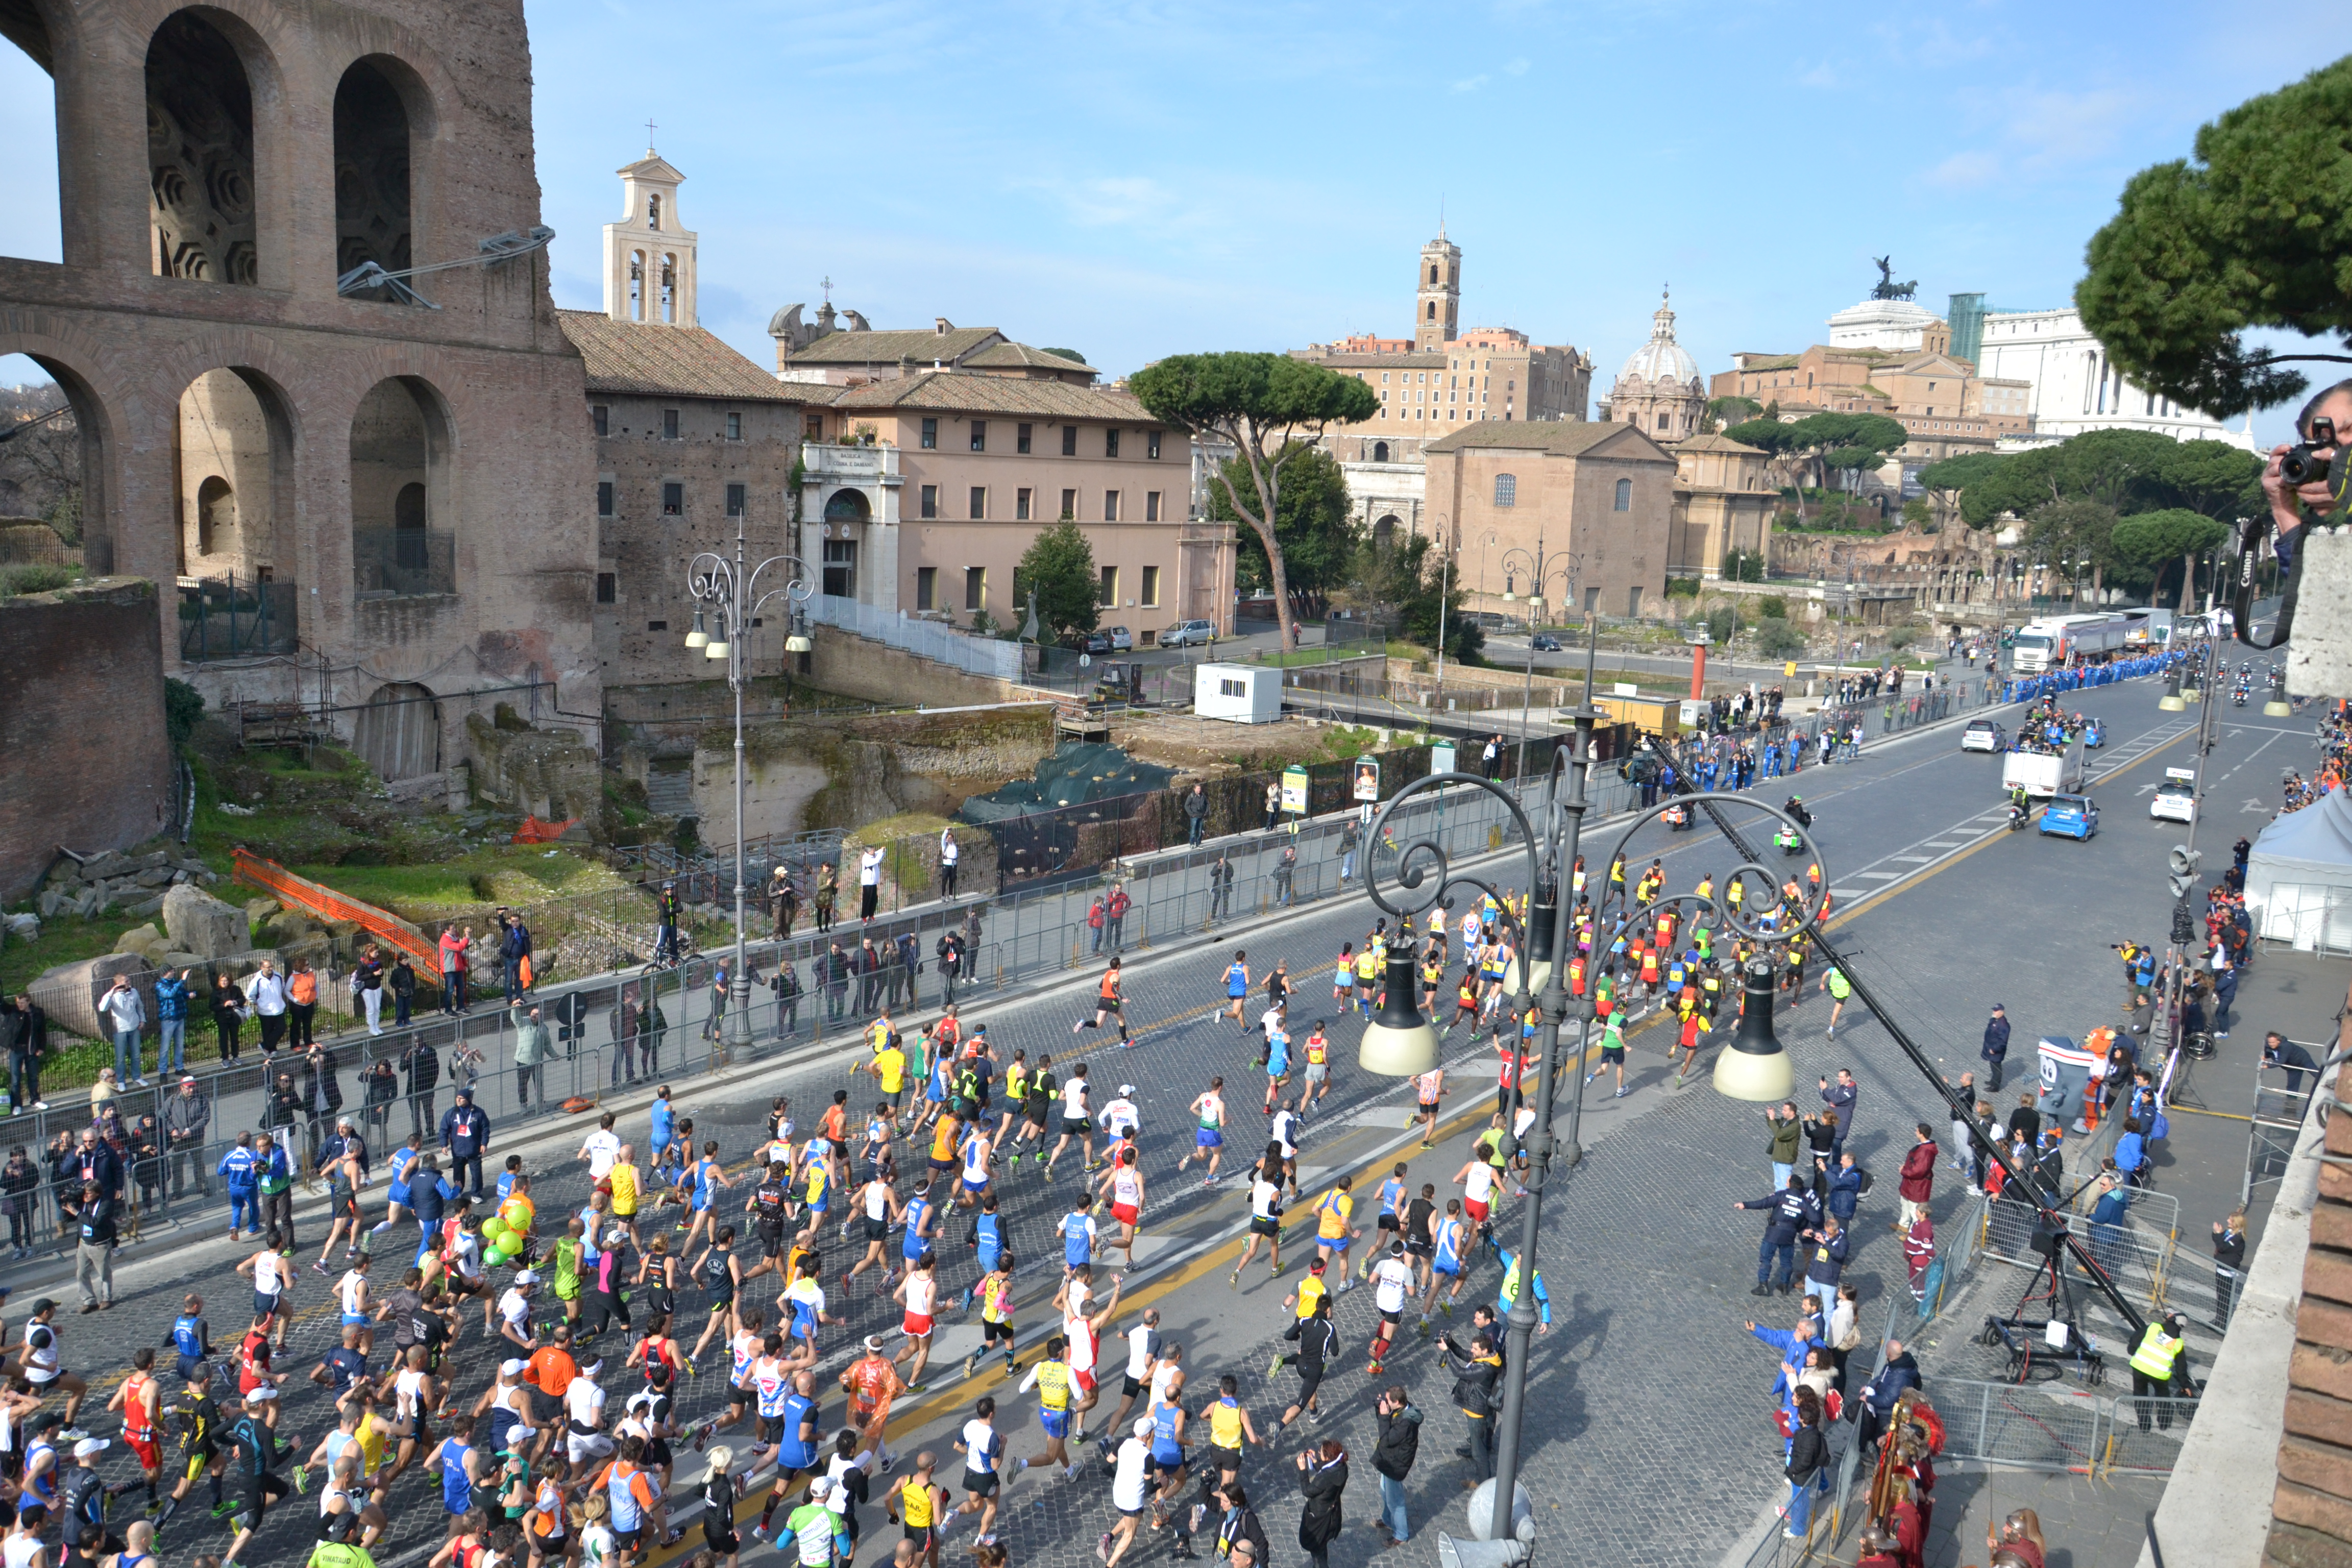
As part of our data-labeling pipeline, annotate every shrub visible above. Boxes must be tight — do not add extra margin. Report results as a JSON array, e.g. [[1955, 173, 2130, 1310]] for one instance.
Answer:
[[164, 678, 205, 749], [1756, 619, 1807, 658], [1757, 597, 1788, 620], [1886, 626, 1919, 651], [0, 561, 77, 597]]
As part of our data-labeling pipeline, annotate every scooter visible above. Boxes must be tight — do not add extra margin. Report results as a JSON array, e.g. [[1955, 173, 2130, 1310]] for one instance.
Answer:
[[1774, 826, 1805, 856], [2006, 800, 2029, 832], [2232, 682, 2250, 707]]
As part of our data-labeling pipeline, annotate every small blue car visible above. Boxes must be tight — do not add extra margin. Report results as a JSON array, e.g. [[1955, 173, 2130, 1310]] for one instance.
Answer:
[[2040, 792, 2100, 840]]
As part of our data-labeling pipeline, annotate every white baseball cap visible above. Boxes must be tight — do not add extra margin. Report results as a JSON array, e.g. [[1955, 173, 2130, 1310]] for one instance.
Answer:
[[1132, 1417, 1152, 1438], [1118, 1085, 1137, 1098], [808, 1476, 834, 1497], [72, 1438, 109, 1458], [514, 1270, 539, 1285]]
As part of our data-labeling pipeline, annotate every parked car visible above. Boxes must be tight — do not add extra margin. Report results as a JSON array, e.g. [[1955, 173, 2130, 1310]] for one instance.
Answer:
[[1162, 619, 1219, 648], [1960, 718, 2007, 754], [1530, 633, 1563, 652], [1076, 631, 1113, 655], [1107, 626, 1134, 652]]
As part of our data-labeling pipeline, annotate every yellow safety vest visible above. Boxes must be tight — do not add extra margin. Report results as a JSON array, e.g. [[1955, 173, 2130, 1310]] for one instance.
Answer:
[[2129, 1329, 2182, 1381]]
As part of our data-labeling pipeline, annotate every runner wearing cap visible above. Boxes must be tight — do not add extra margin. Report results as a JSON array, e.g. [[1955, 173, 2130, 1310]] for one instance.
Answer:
[[312, 1116, 370, 1275], [62, 1433, 113, 1555]]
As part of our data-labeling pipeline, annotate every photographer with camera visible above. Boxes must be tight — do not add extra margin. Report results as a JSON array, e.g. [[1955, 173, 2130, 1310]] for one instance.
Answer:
[[1439, 1330, 1502, 1488], [2264, 382, 2352, 542]]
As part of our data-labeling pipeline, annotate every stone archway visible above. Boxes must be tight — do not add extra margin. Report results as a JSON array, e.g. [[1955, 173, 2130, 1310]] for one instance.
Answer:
[[352, 681, 440, 780]]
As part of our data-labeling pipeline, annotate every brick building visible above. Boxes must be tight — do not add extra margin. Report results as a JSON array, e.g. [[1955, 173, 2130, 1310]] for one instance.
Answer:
[[561, 150, 834, 688], [1423, 422, 1676, 622], [0, 0, 599, 784], [1292, 227, 1592, 465]]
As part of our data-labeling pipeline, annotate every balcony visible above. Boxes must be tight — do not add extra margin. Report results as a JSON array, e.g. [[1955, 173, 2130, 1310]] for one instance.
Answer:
[[179, 572, 299, 662]]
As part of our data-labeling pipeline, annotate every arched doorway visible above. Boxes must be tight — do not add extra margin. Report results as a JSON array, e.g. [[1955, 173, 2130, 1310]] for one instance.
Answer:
[[1371, 442, 1389, 463], [821, 488, 870, 598], [1374, 513, 1400, 550], [352, 376, 454, 596], [352, 681, 440, 780]]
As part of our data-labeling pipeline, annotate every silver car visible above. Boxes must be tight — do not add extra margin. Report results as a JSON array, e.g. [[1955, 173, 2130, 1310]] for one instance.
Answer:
[[1162, 619, 1217, 648]]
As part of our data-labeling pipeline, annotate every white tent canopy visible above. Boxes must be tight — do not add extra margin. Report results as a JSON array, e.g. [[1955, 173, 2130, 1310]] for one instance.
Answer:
[[2245, 788, 2352, 953]]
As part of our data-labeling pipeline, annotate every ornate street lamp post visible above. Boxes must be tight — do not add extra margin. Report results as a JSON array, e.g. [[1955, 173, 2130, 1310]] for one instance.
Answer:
[[681, 511, 812, 1066]]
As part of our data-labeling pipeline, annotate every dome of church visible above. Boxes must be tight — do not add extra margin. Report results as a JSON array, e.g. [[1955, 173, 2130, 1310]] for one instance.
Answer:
[[1616, 291, 1699, 387]]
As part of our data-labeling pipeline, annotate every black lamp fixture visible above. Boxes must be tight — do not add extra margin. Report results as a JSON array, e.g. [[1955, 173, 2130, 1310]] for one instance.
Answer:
[[1712, 955, 1794, 1101]]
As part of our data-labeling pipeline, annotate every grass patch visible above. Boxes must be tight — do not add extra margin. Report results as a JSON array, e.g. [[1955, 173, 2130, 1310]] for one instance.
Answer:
[[287, 848, 628, 924]]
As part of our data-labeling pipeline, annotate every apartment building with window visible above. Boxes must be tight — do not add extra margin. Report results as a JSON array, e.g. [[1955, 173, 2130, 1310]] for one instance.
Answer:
[[797, 371, 1236, 642]]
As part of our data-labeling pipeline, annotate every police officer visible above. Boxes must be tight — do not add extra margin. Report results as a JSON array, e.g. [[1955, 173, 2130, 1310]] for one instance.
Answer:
[[1734, 1175, 1819, 1298], [2127, 1311, 2195, 1431]]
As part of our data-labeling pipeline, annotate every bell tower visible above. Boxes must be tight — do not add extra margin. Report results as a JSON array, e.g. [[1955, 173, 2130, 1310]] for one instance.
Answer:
[[1414, 226, 1461, 351], [603, 135, 698, 327]]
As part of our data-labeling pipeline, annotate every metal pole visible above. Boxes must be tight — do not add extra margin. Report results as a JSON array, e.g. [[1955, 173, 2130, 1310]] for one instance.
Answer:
[[2163, 635, 2219, 1073], [1435, 515, 1451, 709], [727, 519, 751, 1068], [1487, 616, 1598, 1540]]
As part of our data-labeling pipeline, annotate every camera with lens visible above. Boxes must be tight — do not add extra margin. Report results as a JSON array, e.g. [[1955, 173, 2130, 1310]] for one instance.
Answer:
[[2281, 418, 2340, 488]]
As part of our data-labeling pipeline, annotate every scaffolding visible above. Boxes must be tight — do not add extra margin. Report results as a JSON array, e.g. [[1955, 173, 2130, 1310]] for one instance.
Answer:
[[2245, 1050, 2318, 1207]]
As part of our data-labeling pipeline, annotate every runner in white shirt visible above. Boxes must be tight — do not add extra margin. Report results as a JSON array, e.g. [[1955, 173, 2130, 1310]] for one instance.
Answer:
[[1229, 1169, 1286, 1286], [564, 1367, 612, 1466], [1105, 1311, 1161, 1434], [577, 1116, 623, 1181], [1095, 1148, 1147, 1268], [1101, 1418, 1154, 1567], [1175, 1080, 1227, 1184], [495, 1273, 535, 1352], [1267, 1107, 1302, 1195], [1055, 1270, 1122, 1448], [1096, 1087, 1141, 1165], [1043, 1064, 1095, 1180], [1365, 1241, 1417, 1373]]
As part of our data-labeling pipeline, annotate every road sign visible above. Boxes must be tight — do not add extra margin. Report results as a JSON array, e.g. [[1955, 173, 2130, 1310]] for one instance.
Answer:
[[1431, 742, 1456, 775], [1280, 765, 1310, 814], [1352, 755, 1381, 802], [1785, 661, 1799, 678]]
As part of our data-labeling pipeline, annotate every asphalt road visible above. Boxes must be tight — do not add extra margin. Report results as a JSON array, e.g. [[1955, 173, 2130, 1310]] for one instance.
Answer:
[[24, 671, 2324, 1568]]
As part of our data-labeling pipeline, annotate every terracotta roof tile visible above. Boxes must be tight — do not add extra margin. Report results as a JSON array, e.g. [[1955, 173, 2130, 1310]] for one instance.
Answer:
[[781, 327, 1006, 366], [557, 310, 821, 402], [826, 371, 1162, 422]]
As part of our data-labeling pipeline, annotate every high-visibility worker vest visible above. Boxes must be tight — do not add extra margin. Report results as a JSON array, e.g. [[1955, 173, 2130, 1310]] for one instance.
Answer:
[[2129, 1329, 2182, 1381]]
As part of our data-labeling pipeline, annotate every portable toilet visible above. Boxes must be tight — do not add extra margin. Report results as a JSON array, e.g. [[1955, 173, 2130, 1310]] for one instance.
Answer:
[[1194, 662, 1283, 724]]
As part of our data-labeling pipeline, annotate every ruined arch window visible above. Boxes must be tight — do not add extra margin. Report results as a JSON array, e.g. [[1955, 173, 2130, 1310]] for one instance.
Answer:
[[0, 11, 60, 264], [1371, 442, 1389, 463], [147, 11, 259, 285], [333, 59, 415, 298], [195, 476, 234, 553], [1613, 478, 1632, 511], [352, 378, 454, 598], [1493, 474, 1516, 508]]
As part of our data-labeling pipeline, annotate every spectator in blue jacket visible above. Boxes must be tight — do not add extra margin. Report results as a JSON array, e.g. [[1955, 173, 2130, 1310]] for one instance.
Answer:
[[1735, 1176, 1819, 1297], [154, 969, 192, 1079], [1825, 1152, 1865, 1224], [439, 1088, 489, 1198], [217, 1132, 260, 1241], [499, 913, 532, 1003], [1980, 1004, 2011, 1094], [2113, 1117, 2148, 1186], [1856, 1341, 1921, 1454], [1743, 1315, 1819, 1409], [1492, 1247, 1551, 1331]]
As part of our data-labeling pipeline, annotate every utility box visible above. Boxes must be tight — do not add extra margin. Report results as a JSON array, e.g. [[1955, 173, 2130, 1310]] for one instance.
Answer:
[[1194, 662, 1283, 724]]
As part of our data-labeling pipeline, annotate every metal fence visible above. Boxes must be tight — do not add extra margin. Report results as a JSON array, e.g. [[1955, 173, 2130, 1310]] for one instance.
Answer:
[[803, 593, 1025, 680], [1977, 1187, 2180, 1317], [179, 571, 299, 660]]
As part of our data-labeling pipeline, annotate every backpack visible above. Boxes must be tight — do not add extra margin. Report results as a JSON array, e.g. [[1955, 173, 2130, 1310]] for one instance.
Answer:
[[1854, 1167, 1876, 1197]]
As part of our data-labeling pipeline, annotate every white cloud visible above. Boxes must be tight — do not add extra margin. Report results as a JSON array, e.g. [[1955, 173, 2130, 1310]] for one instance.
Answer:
[[1927, 151, 2001, 189], [1452, 73, 1491, 92], [1504, 57, 1530, 75], [1796, 58, 1836, 89]]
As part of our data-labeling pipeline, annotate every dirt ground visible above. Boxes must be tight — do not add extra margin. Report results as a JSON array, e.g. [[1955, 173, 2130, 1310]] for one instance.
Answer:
[[1109, 711, 1364, 776]]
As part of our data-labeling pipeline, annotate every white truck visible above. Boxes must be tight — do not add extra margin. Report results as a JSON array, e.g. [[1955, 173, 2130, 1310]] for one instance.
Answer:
[[2011, 614, 2135, 673], [2002, 734, 2087, 797]]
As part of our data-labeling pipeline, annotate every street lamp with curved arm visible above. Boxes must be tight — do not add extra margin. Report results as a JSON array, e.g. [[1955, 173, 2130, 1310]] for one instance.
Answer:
[[681, 514, 813, 1066], [1356, 636, 1827, 1541]]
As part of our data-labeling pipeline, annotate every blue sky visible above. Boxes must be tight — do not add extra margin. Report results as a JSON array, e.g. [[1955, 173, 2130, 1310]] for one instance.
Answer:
[[0, 2, 2340, 445]]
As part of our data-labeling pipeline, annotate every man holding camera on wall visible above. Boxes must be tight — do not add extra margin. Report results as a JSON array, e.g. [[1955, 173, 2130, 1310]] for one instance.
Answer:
[[2266, 382, 2352, 540]]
